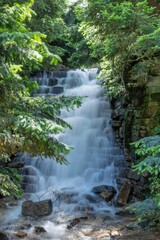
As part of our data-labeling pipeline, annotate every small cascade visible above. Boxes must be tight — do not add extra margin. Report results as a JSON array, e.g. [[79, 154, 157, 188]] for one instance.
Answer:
[[19, 69, 124, 195]]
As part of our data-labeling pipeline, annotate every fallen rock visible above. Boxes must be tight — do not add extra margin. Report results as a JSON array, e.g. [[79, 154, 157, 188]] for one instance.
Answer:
[[22, 199, 52, 218], [34, 226, 47, 234], [14, 230, 27, 238], [92, 185, 116, 202], [0, 232, 9, 240], [116, 181, 132, 207]]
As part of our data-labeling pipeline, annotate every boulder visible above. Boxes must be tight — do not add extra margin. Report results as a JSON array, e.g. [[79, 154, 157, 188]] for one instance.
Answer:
[[14, 230, 27, 238], [99, 191, 114, 202], [92, 185, 116, 202], [22, 200, 34, 217], [0, 232, 9, 240], [34, 226, 47, 234], [22, 199, 52, 218], [116, 181, 132, 207]]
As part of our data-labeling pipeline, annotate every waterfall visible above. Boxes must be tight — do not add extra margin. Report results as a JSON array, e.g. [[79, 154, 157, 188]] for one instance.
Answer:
[[20, 69, 124, 196]]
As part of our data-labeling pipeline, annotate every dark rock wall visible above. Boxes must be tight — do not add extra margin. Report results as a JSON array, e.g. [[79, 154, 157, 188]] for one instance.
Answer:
[[111, 74, 160, 203]]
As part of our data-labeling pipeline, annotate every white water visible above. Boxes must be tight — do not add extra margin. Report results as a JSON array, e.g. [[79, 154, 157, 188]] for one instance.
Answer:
[[20, 69, 123, 194], [0, 69, 124, 239]]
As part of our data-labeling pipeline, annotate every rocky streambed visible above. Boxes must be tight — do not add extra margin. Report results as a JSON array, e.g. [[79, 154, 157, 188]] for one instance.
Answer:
[[0, 187, 160, 240]]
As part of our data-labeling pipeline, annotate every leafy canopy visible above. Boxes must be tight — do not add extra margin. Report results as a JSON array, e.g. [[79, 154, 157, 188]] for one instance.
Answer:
[[0, 0, 82, 197], [76, 0, 160, 96]]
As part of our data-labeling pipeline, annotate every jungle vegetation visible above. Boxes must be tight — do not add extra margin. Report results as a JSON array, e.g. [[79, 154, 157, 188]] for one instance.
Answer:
[[0, 0, 160, 224]]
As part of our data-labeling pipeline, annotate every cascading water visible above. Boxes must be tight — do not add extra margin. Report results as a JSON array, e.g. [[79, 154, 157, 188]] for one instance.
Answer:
[[0, 69, 125, 240], [19, 69, 123, 195]]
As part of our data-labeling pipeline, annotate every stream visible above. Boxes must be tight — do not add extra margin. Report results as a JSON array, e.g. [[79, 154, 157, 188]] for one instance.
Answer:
[[0, 69, 159, 240]]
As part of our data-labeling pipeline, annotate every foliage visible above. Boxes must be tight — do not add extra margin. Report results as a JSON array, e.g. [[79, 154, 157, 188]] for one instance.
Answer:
[[0, 168, 23, 198], [128, 198, 160, 222], [76, 0, 160, 97], [62, 1, 97, 68], [0, 0, 82, 197], [130, 126, 160, 221], [28, 0, 68, 59]]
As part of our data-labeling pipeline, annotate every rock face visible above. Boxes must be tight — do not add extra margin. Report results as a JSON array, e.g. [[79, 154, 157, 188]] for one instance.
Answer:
[[116, 181, 132, 207], [0, 232, 9, 240], [92, 185, 116, 202], [22, 199, 52, 218]]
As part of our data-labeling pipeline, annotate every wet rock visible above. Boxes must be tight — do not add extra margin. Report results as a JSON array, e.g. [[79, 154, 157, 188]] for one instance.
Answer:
[[34, 226, 47, 234], [14, 230, 27, 238], [7, 162, 24, 168], [119, 168, 128, 178], [48, 78, 58, 86], [19, 221, 32, 230], [59, 191, 78, 204], [0, 232, 9, 240], [116, 181, 132, 207], [116, 209, 134, 217], [81, 205, 94, 212], [33, 199, 52, 217], [26, 238, 38, 240], [116, 178, 128, 186], [112, 120, 121, 128], [127, 170, 140, 181], [22, 199, 52, 218], [67, 217, 88, 229], [21, 200, 34, 217], [99, 191, 114, 202], [92, 185, 116, 202], [67, 218, 81, 229], [92, 185, 116, 194], [8, 201, 18, 206], [85, 229, 111, 238], [133, 185, 146, 200], [51, 86, 63, 94], [84, 194, 98, 203]]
